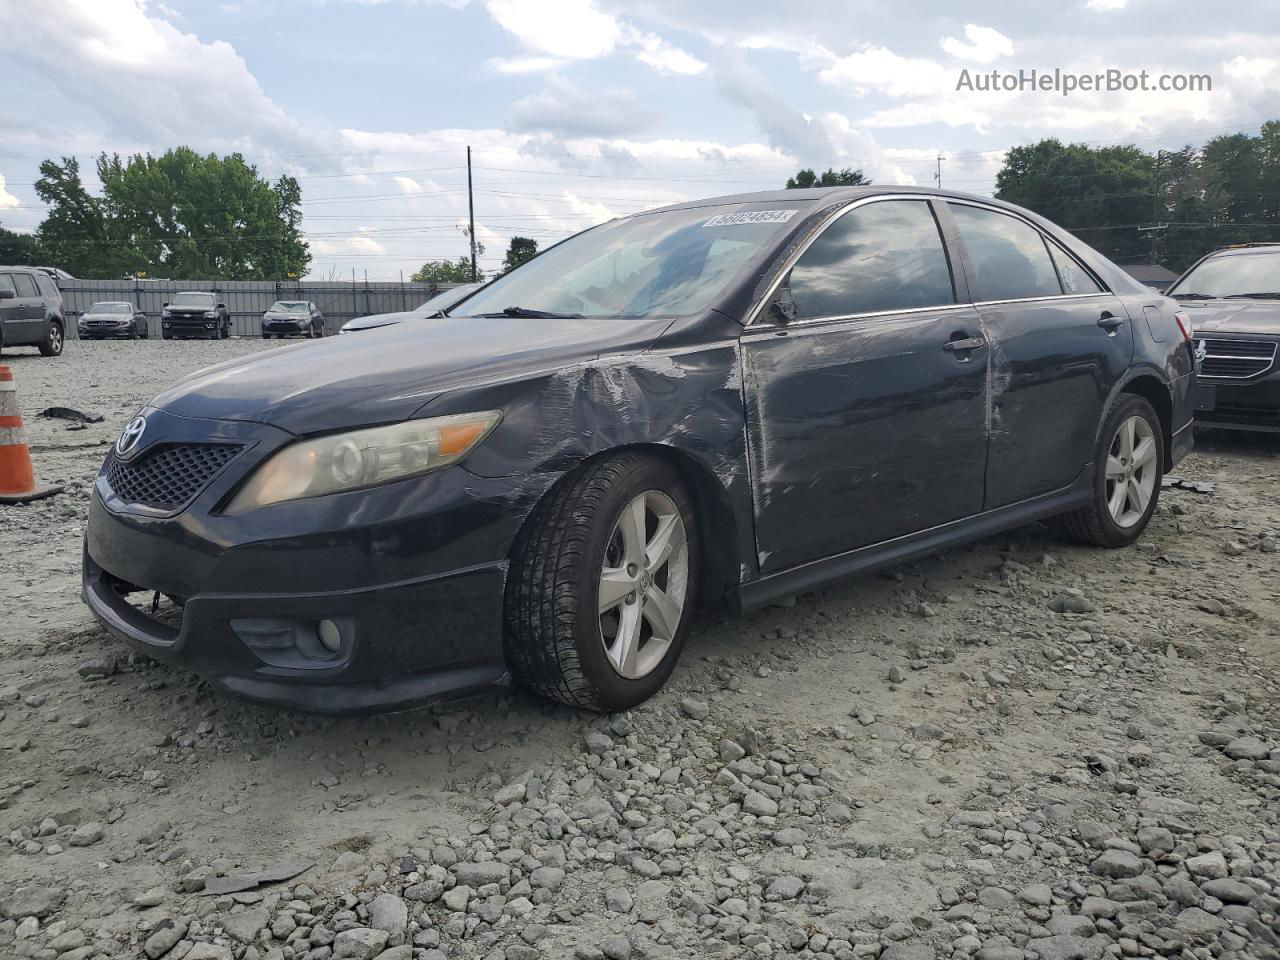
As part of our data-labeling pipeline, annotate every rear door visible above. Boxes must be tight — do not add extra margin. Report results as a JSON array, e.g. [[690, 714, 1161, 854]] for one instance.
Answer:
[[0, 274, 21, 344], [10, 272, 44, 344], [944, 201, 1133, 509], [743, 196, 990, 573]]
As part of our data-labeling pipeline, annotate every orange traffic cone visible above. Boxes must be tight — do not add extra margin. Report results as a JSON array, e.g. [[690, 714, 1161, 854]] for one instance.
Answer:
[[0, 366, 64, 505]]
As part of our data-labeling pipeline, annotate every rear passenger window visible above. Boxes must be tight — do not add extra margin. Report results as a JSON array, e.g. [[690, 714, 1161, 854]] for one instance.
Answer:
[[0, 275, 15, 297], [1046, 240, 1103, 295], [949, 204, 1062, 301], [12, 274, 38, 298], [787, 199, 955, 319]]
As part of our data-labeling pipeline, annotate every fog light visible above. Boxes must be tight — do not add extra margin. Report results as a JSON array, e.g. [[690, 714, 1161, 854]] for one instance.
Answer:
[[318, 619, 342, 653]]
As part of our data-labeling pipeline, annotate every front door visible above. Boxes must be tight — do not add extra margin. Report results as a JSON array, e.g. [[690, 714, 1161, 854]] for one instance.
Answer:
[[944, 201, 1134, 508], [743, 197, 990, 575]]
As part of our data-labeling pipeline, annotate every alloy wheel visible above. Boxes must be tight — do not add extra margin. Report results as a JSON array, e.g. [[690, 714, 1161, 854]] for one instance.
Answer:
[[597, 490, 690, 680], [1105, 415, 1157, 528], [49, 326, 63, 354]]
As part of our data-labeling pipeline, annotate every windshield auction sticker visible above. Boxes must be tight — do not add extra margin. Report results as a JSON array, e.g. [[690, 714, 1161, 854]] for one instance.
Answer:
[[703, 209, 799, 227]]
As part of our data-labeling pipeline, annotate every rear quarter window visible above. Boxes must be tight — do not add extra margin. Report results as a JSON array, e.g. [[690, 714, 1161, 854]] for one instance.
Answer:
[[950, 203, 1063, 301]]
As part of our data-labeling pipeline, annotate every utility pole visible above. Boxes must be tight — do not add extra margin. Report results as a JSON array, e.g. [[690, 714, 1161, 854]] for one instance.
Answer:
[[466, 145, 477, 283], [935, 153, 944, 189]]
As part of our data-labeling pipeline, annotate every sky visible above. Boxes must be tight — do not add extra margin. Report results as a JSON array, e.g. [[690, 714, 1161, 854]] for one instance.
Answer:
[[0, 0, 1278, 280]]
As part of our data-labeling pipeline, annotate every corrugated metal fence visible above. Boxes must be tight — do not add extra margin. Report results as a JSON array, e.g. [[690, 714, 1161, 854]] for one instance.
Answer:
[[57, 279, 459, 339]]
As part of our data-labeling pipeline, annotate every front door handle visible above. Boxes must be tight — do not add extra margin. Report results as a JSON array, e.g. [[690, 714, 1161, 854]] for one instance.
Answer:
[[1097, 311, 1125, 332], [943, 336, 986, 353]]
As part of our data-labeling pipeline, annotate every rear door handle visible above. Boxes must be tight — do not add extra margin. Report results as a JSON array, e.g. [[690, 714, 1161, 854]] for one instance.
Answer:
[[943, 336, 986, 352], [1097, 311, 1125, 331]]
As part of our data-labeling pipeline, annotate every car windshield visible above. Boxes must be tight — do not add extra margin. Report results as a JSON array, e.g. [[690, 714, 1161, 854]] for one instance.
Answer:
[[271, 301, 309, 313], [1168, 251, 1280, 299], [412, 284, 479, 315], [452, 204, 805, 319], [171, 292, 215, 307], [89, 302, 131, 314]]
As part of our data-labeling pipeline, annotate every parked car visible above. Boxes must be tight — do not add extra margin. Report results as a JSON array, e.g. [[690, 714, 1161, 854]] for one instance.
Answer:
[[339, 283, 482, 333], [262, 300, 325, 339], [1167, 243, 1280, 432], [161, 292, 231, 340], [79, 301, 149, 340], [83, 187, 1196, 715], [0, 265, 65, 357]]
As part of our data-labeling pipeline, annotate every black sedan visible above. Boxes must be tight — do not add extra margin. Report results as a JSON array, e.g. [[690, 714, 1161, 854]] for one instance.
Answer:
[[262, 300, 325, 339], [1167, 243, 1280, 432], [339, 283, 483, 333], [78, 301, 149, 340], [82, 187, 1196, 715]]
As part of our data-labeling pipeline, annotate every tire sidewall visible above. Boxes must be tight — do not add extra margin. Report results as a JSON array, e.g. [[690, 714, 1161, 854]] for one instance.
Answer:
[[570, 459, 699, 710], [1092, 395, 1164, 545]]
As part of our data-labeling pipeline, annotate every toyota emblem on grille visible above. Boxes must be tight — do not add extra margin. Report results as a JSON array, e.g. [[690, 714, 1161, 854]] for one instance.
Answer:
[[116, 415, 148, 457]]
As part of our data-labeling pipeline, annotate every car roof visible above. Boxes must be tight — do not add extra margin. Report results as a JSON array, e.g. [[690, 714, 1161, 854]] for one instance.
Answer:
[[1206, 243, 1280, 257], [638, 185, 1030, 218], [0, 265, 39, 272]]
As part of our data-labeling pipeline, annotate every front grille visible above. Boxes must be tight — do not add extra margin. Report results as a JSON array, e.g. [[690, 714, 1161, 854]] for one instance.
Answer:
[[1199, 338, 1278, 379], [106, 443, 241, 509], [1213, 401, 1280, 422]]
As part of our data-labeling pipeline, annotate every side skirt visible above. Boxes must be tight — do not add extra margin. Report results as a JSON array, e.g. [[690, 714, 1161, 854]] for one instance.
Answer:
[[737, 469, 1093, 613]]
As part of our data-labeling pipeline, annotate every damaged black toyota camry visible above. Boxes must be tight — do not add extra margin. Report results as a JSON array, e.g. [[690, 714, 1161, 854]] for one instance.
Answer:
[[83, 186, 1197, 714]]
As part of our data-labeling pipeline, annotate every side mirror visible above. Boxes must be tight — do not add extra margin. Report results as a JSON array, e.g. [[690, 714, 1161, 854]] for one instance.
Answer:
[[770, 284, 798, 324], [162, 301, 169, 307], [0, 289, 14, 300], [217, 303, 226, 309]]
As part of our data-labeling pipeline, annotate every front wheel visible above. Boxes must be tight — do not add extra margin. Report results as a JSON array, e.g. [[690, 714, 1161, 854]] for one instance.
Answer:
[[1056, 394, 1164, 547], [38, 321, 64, 357], [505, 454, 699, 712]]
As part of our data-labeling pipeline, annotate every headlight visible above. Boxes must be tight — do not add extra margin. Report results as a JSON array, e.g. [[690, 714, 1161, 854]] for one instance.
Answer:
[[224, 411, 502, 515], [204, 310, 218, 318], [162, 309, 172, 317]]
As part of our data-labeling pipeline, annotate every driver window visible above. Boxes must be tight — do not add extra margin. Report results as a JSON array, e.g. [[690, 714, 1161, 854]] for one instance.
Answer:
[[787, 200, 956, 320]]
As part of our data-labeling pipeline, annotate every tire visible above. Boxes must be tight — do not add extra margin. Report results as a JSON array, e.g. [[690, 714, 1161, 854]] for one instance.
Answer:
[[221, 322, 230, 340], [38, 321, 64, 357], [505, 453, 700, 712], [1056, 393, 1164, 547]]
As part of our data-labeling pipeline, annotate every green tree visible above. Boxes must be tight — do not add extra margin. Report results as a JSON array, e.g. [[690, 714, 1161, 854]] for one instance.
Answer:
[[0, 222, 47, 265], [502, 236, 538, 273], [33, 148, 310, 279], [994, 139, 1154, 264], [411, 256, 484, 284], [785, 167, 871, 189]]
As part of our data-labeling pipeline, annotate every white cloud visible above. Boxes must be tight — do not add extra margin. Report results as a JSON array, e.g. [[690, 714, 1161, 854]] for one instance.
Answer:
[[487, 55, 564, 73], [485, 0, 621, 59], [1084, 0, 1128, 9], [940, 24, 1014, 64], [624, 25, 706, 75], [510, 76, 658, 138], [820, 45, 951, 98], [393, 176, 424, 194], [0, 174, 18, 211]]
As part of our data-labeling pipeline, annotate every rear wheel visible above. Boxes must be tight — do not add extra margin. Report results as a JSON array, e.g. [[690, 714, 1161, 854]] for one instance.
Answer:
[[1056, 394, 1163, 547], [505, 453, 699, 712], [38, 321, 63, 357]]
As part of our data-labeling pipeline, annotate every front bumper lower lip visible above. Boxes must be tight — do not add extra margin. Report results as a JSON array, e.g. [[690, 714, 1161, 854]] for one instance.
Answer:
[[82, 541, 512, 715]]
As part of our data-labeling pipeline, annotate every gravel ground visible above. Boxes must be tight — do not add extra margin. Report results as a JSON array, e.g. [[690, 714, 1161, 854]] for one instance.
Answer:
[[2, 337, 1280, 960]]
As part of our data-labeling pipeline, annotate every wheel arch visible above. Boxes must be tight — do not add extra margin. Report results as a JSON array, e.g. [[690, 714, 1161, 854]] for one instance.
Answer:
[[506, 441, 743, 616], [1115, 371, 1174, 470]]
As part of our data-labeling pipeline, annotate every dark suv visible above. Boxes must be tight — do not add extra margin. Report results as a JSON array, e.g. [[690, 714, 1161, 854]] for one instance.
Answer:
[[161, 292, 231, 340], [1168, 243, 1280, 431], [0, 265, 66, 357]]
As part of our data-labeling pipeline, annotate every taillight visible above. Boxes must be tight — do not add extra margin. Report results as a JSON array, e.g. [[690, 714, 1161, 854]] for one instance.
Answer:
[[1174, 311, 1194, 342]]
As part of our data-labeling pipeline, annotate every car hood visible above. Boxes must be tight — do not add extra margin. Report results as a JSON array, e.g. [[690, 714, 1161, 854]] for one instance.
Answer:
[[149, 313, 677, 434], [342, 311, 416, 332], [1179, 298, 1280, 336]]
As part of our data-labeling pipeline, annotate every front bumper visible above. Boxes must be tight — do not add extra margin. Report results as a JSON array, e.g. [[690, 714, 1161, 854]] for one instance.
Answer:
[[80, 320, 133, 337], [263, 319, 309, 335], [1193, 351, 1280, 433], [163, 315, 219, 336], [81, 408, 545, 713]]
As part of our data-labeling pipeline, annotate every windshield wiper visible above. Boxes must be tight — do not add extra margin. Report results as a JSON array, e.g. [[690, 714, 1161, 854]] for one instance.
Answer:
[[1171, 293, 1216, 300], [472, 306, 584, 319], [1224, 292, 1280, 300]]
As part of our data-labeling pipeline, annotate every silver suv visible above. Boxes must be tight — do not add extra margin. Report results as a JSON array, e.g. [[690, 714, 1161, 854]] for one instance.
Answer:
[[0, 266, 65, 357]]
